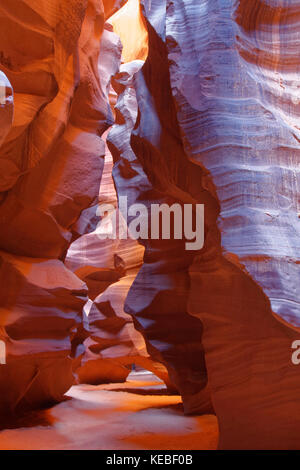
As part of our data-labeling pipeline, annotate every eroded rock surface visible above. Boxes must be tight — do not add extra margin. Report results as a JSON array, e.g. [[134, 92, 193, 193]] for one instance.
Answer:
[[67, 88, 171, 387], [107, 3, 213, 414], [0, 0, 299, 449], [0, 0, 116, 415], [108, 0, 300, 449], [0, 72, 13, 149], [146, 0, 299, 449]]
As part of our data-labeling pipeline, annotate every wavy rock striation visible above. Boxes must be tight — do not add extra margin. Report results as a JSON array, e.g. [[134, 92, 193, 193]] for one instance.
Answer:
[[77, 271, 171, 387], [0, 72, 13, 149], [108, 1, 214, 413], [164, 0, 300, 449], [0, 0, 117, 415], [108, 0, 300, 448], [0, 0, 299, 448]]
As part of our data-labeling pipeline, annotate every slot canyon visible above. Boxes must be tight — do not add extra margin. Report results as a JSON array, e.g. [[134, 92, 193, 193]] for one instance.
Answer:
[[0, 0, 299, 451]]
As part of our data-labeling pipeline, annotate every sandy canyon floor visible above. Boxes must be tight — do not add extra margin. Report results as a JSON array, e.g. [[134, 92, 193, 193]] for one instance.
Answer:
[[0, 372, 218, 450]]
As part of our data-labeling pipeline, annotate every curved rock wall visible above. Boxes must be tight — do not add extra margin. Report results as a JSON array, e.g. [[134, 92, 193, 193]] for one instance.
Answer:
[[0, 0, 116, 416], [0, 0, 299, 450], [107, 4, 214, 414], [164, 0, 300, 449], [0, 72, 13, 149], [109, 0, 300, 448]]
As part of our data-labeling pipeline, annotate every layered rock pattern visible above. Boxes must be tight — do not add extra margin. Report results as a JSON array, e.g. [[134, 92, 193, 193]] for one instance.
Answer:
[[77, 272, 171, 387], [166, 0, 300, 326], [107, 2, 214, 414], [0, 72, 13, 149], [67, 83, 171, 386], [67, 135, 156, 385], [108, 0, 300, 448], [103, 0, 127, 20], [0, 0, 117, 415], [0, 252, 87, 415], [119, 0, 300, 449], [0, 0, 299, 449], [0, 0, 113, 257]]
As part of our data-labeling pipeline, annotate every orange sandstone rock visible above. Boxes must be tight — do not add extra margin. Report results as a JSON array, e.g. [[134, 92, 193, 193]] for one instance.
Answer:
[[0, 0, 117, 416]]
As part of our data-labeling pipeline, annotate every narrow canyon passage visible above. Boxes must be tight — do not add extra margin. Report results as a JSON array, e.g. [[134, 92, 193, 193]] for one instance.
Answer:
[[0, 372, 218, 450], [0, 0, 300, 452], [0, 0, 218, 450]]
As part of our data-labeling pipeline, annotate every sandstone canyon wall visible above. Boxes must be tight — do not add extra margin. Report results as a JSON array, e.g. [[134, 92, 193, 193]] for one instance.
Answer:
[[108, 0, 300, 449], [0, 0, 120, 416], [107, 14, 213, 415], [0, 0, 300, 451]]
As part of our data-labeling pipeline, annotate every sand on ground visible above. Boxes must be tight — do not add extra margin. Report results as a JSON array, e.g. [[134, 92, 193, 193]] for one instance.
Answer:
[[0, 372, 218, 450]]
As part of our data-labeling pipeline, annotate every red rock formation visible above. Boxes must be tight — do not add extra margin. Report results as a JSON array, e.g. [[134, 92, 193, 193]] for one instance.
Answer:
[[108, 0, 300, 448], [63, 16, 171, 387], [0, 72, 13, 149], [0, 0, 299, 450], [166, 0, 300, 449], [67, 94, 171, 387], [0, 0, 113, 257], [0, 252, 87, 415], [103, 0, 127, 20], [0, 0, 117, 416], [68, 135, 171, 386], [77, 272, 171, 387], [107, 3, 213, 414]]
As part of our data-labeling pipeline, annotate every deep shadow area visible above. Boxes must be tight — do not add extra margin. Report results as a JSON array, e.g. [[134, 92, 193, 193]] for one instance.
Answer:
[[0, 407, 57, 431]]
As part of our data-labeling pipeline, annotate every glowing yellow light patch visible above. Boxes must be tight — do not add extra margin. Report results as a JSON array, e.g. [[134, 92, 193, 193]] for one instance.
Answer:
[[108, 0, 149, 63]]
